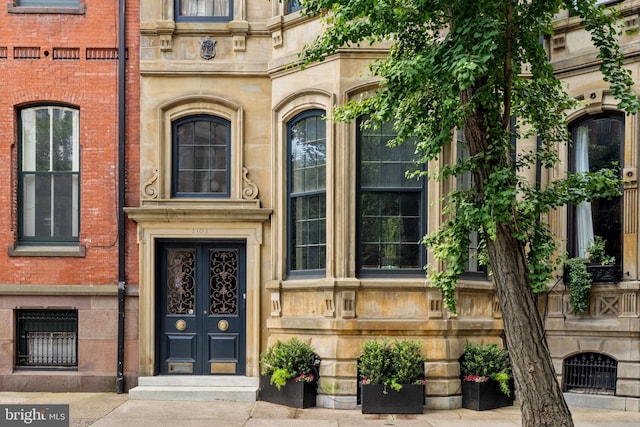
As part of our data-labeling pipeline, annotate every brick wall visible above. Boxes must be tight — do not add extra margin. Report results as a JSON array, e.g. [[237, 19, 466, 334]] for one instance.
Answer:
[[0, 1, 139, 286]]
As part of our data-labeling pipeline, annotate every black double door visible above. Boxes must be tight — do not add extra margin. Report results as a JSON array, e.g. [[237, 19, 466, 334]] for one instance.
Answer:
[[157, 241, 246, 375]]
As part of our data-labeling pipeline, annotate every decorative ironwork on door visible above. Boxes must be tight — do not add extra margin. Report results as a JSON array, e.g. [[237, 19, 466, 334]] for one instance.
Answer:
[[210, 250, 238, 315], [167, 249, 196, 315]]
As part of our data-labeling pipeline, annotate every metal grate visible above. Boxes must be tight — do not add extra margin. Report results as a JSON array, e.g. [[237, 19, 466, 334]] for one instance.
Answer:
[[17, 309, 78, 368], [563, 352, 617, 395]]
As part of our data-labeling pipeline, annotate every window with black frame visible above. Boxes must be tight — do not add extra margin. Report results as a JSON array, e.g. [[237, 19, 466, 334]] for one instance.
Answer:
[[19, 106, 80, 244], [357, 119, 426, 275], [568, 113, 623, 265], [175, 0, 232, 22], [172, 115, 230, 198], [287, 110, 327, 275], [287, 0, 302, 14], [456, 128, 487, 277]]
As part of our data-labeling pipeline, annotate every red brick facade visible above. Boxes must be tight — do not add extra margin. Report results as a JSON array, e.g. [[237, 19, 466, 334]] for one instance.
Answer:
[[0, 1, 139, 391]]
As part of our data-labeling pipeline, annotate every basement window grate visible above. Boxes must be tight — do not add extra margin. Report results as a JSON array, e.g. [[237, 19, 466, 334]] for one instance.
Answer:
[[16, 309, 78, 368], [563, 352, 617, 395]]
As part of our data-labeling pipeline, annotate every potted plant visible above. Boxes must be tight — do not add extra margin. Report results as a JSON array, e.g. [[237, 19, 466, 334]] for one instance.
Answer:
[[259, 337, 320, 408], [460, 343, 514, 411], [358, 339, 426, 414], [584, 235, 617, 283], [564, 236, 618, 314]]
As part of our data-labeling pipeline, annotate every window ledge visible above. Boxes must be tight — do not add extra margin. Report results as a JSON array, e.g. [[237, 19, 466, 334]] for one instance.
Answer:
[[8, 245, 86, 257], [7, 3, 86, 14]]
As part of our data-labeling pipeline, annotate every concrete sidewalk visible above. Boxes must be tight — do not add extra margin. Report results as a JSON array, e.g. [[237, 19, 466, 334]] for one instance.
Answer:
[[1, 392, 639, 427]]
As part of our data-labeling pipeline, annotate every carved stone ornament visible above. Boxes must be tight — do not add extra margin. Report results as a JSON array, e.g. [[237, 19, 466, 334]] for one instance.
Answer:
[[200, 37, 216, 60], [242, 167, 259, 200], [142, 168, 159, 200]]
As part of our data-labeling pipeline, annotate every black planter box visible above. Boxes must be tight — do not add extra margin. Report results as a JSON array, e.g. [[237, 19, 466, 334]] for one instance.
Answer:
[[586, 264, 618, 283], [461, 380, 515, 411], [259, 376, 317, 408], [360, 383, 424, 414], [564, 263, 619, 284]]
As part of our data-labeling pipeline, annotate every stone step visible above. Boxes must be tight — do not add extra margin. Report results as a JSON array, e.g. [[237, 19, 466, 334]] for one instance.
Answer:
[[129, 376, 259, 402]]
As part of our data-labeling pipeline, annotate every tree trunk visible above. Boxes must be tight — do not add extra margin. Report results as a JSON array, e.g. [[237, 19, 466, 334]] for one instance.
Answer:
[[486, 224, 574, 427]]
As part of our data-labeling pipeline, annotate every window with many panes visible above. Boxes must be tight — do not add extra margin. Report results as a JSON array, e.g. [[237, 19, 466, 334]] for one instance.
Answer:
[[172, 115, 230, 198], [568, 113, 623, 263], [287, 110, 326, 275], [456, 128, 486, 276], [19, 106, 79, 244], [175, 0, 232, 21], [357, 119, 426, 275]]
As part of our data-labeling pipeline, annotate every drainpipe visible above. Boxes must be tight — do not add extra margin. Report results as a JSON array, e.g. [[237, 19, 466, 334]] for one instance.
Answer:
[[116, 0, 127, 395]]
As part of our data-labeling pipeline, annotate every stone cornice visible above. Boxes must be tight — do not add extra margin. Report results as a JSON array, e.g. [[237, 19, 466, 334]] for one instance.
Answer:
[[0, 284, 119, 296], [124, 204, 272, 223]]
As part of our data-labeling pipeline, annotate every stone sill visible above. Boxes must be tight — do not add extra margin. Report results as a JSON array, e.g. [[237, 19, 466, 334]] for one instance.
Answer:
[[7, 3, 86, 14], [8, 245, 85, 257]]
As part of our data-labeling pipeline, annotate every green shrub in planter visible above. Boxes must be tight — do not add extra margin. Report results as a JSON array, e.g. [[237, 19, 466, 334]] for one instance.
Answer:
[[460, 343, 512, 397], [260, 337, 319, 390], [358, 339, 426, 393]]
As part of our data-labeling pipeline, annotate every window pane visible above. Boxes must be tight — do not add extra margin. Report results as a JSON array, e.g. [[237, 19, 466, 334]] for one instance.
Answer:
[[20, 106, 79, 243], [288, 111, 327, 272], [174, 116, 229, 196], [360, 191, 421, 269], [358, 118, 425, 272], [52, 109, 74, 171], [287, 0, 302, 14], [35, 109, 51, 172], [33, 174, 52, 238], [360, 124, 420, 189], [571, 115, 623, 263], [53, 174, 75, 237], [179, 0, 230, 17], [457, 130, 485, 274]]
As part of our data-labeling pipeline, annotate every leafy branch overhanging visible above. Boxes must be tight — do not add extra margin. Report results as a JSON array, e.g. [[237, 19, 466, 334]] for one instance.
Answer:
[[299, 0, 637, 314]]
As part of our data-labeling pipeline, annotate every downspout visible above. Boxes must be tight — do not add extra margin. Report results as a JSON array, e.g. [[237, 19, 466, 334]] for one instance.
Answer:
[[116, 0, 126, 394]]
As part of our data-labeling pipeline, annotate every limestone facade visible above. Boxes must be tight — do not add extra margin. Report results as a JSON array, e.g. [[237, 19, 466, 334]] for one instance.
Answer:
[[128, 0, 640, 410]]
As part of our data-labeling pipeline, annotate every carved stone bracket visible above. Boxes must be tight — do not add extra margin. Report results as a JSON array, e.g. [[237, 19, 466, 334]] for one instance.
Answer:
[[272, 30, 283, 49], [428, 291, 443, 319], [340, 290, 356, 319], [242, 167, 259, 200], [229, 20, 249, 52], [155, 20, 176, 52], [492, 294, 502, 319], [142, 168, 159, 200], [323, 290, 335, 317], [233, 35, 246, 52], [270, 289, 282, 317]]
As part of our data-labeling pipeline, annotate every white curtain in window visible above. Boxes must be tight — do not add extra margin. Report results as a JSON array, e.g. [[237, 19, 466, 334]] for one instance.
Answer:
[[181, 0, 228, 16], [214, 0, 228, 16], [575, 125, 594, 257]]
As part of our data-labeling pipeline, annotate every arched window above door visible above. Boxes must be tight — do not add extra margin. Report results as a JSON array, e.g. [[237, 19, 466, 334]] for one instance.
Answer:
[[172, 114, 231, 198]]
